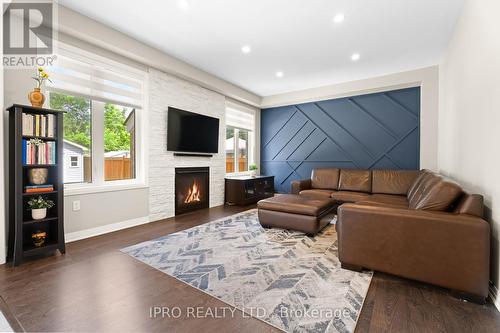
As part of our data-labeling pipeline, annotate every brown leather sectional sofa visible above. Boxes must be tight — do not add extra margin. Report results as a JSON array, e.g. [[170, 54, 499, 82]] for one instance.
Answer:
[[291, 168, 490, 301]]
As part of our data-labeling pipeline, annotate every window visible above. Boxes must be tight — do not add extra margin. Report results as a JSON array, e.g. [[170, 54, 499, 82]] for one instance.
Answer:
[[226, 127, 250, 173], [50, 92, 92, 183], [47, 43, 145, 192], [104, 104, 135, 181], [226, 127, 235, 173], [70, 156, 79, 168], [225, 100, 256, 175]]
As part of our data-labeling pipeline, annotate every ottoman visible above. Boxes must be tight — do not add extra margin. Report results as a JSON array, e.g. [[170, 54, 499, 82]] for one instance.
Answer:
[[257, 194, 336, 235]]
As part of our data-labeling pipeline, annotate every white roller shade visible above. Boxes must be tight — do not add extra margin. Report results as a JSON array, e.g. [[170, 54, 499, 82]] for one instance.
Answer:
[[226, 101, 255, 131], [48, 45, 145, 109]]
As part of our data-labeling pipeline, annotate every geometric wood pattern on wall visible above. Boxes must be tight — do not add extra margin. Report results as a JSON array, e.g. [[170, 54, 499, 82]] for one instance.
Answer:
[[261, 87, 420, 193]]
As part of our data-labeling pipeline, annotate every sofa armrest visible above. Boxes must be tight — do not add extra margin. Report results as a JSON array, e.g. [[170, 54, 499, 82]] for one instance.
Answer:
[[291, 179, 311, 194], [337, 204, 490, 298]]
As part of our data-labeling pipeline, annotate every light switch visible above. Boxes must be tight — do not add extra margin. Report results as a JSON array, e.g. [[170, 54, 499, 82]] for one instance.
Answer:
[[72, 200, 81, 211]]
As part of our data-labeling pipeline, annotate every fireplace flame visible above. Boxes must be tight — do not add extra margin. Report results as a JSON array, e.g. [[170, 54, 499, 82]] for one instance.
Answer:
[[184, 181, 201, 204]]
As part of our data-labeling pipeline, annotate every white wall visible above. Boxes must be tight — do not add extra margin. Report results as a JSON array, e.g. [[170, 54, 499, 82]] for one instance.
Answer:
[[261, 66, 440, 171], [438, 0, 500, 303], [148, 69, 226, 221], [64, 188, 149, 236]]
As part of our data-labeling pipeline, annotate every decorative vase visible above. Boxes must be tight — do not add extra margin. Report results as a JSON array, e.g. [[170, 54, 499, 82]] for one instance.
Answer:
[[32, 230, 47, 247], [28, 88, 45, 107], [28, 168, 48, 185], [31, 208, 47, 220]]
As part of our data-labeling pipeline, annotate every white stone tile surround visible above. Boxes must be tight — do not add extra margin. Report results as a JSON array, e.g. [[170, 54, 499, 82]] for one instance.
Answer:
[[148, 69, 226, 221]]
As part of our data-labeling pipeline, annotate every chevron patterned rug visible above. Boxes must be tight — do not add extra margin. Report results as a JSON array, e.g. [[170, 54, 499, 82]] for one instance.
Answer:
[[122, 209, 372, 333]]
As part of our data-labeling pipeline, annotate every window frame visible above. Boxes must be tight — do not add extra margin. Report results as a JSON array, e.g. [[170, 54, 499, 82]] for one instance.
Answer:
[[69, 156, 80, 168], [61, 98, 147, 196], [46, 45, 148, 196], [225, 125, 254, 176]]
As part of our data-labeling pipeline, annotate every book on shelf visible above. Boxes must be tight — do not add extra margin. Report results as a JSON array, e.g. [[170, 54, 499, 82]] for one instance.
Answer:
[[25, 185, 54, 193], [22, 139, 56, 165], [22, 112, 56, 138]]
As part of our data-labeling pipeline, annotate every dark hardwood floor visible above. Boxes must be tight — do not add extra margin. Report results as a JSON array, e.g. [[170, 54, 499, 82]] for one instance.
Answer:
[[0, 205, 499, 332]]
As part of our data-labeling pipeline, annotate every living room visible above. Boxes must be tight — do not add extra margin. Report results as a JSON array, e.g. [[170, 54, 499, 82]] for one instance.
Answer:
[[0, 0, 499, 332]]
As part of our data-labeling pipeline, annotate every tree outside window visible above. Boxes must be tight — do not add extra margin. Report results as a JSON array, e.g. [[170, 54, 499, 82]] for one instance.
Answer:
[[49, 92, 135, 183]]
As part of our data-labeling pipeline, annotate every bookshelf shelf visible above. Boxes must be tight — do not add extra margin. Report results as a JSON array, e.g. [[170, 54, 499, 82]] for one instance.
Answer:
[[23, 164, 58, 168], [23, 242, 59, 256], [23, 217, 58, 225], [7, 104, 66, 266], [22, 135, 57, 141], [23, 191, 58, 196]]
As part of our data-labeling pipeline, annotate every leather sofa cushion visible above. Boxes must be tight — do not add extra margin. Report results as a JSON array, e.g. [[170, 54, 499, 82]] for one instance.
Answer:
[[299, 189, 334, 199], [331, 191, 370, 203], [338, 169, 372, 193], [408, 173, 441, 207], [372, 170, 420, 195], [412, 180, 463, 211], [454, 193, 484, 218], [407, 170, 432, 201], [311, 168, 340, 190], [257, 194, 334, 216], [358, 194, 409, 208]]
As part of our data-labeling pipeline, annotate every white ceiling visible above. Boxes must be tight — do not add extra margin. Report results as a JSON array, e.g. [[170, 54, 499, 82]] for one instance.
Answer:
[[58, 0, 464, 97]]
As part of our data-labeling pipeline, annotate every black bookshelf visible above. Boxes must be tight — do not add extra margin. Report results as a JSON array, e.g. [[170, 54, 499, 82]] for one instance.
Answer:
[[7, 104, 66, 266]]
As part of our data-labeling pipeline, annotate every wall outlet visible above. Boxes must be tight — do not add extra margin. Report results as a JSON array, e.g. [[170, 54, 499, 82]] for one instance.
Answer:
[[72, 200, 81, 211]]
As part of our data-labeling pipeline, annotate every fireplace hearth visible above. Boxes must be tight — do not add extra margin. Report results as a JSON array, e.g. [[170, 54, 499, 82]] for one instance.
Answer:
[[175, 167, 209, 215]]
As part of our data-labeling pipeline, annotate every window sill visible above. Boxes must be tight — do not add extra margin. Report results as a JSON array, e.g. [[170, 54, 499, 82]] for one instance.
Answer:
[[226, 171, 254, 177], [226, 171, 251, 177], [64, 182, 148, 196]]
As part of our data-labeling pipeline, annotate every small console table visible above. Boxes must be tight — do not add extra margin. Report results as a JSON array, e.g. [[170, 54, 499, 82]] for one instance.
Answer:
[[225, 175, 274, 206]]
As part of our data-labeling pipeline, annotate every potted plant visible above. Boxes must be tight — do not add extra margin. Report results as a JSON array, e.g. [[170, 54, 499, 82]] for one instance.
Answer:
[[249, 164, 258, 177], [29, 67, 52, 107], [27, 196, 55, 220]]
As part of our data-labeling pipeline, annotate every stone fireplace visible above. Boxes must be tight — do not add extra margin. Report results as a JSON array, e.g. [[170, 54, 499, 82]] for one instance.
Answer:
[[174, 167, 209, 215]]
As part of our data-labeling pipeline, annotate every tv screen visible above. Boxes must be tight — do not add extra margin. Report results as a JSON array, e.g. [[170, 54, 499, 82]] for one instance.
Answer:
[[167, 107, 220, 154]]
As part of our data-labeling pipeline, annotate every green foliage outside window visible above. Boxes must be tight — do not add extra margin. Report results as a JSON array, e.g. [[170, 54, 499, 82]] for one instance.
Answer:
[[49, 92, 132, 152]]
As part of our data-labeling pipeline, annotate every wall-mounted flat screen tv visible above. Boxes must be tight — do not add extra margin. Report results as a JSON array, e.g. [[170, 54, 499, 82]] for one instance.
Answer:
[[167, 107, 220, 154]]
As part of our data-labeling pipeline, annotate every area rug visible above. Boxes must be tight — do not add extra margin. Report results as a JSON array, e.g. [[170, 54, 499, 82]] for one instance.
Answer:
[[122, 209, 372, 333]]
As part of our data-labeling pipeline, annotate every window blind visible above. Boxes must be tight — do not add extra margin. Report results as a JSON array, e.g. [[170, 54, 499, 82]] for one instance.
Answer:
[[47, 45, 145, 109], [225, 100, 255, 131]]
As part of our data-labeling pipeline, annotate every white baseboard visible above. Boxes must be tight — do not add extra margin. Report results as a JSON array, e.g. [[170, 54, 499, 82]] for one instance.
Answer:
[[490, 284, 500, 311], [65, 216, 149, 243]]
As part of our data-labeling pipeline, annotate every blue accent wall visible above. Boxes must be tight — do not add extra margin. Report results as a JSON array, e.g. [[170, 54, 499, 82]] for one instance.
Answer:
[[261, 87, 420, 193]]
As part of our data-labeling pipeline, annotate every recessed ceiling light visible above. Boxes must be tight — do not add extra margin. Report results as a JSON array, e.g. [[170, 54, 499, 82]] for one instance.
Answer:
[[333, 13, 345, 24], [178, 0, 190, 10], [351, 53, 360, 61], [241, 45, 251, 54], [275, 71, 284, 78]]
